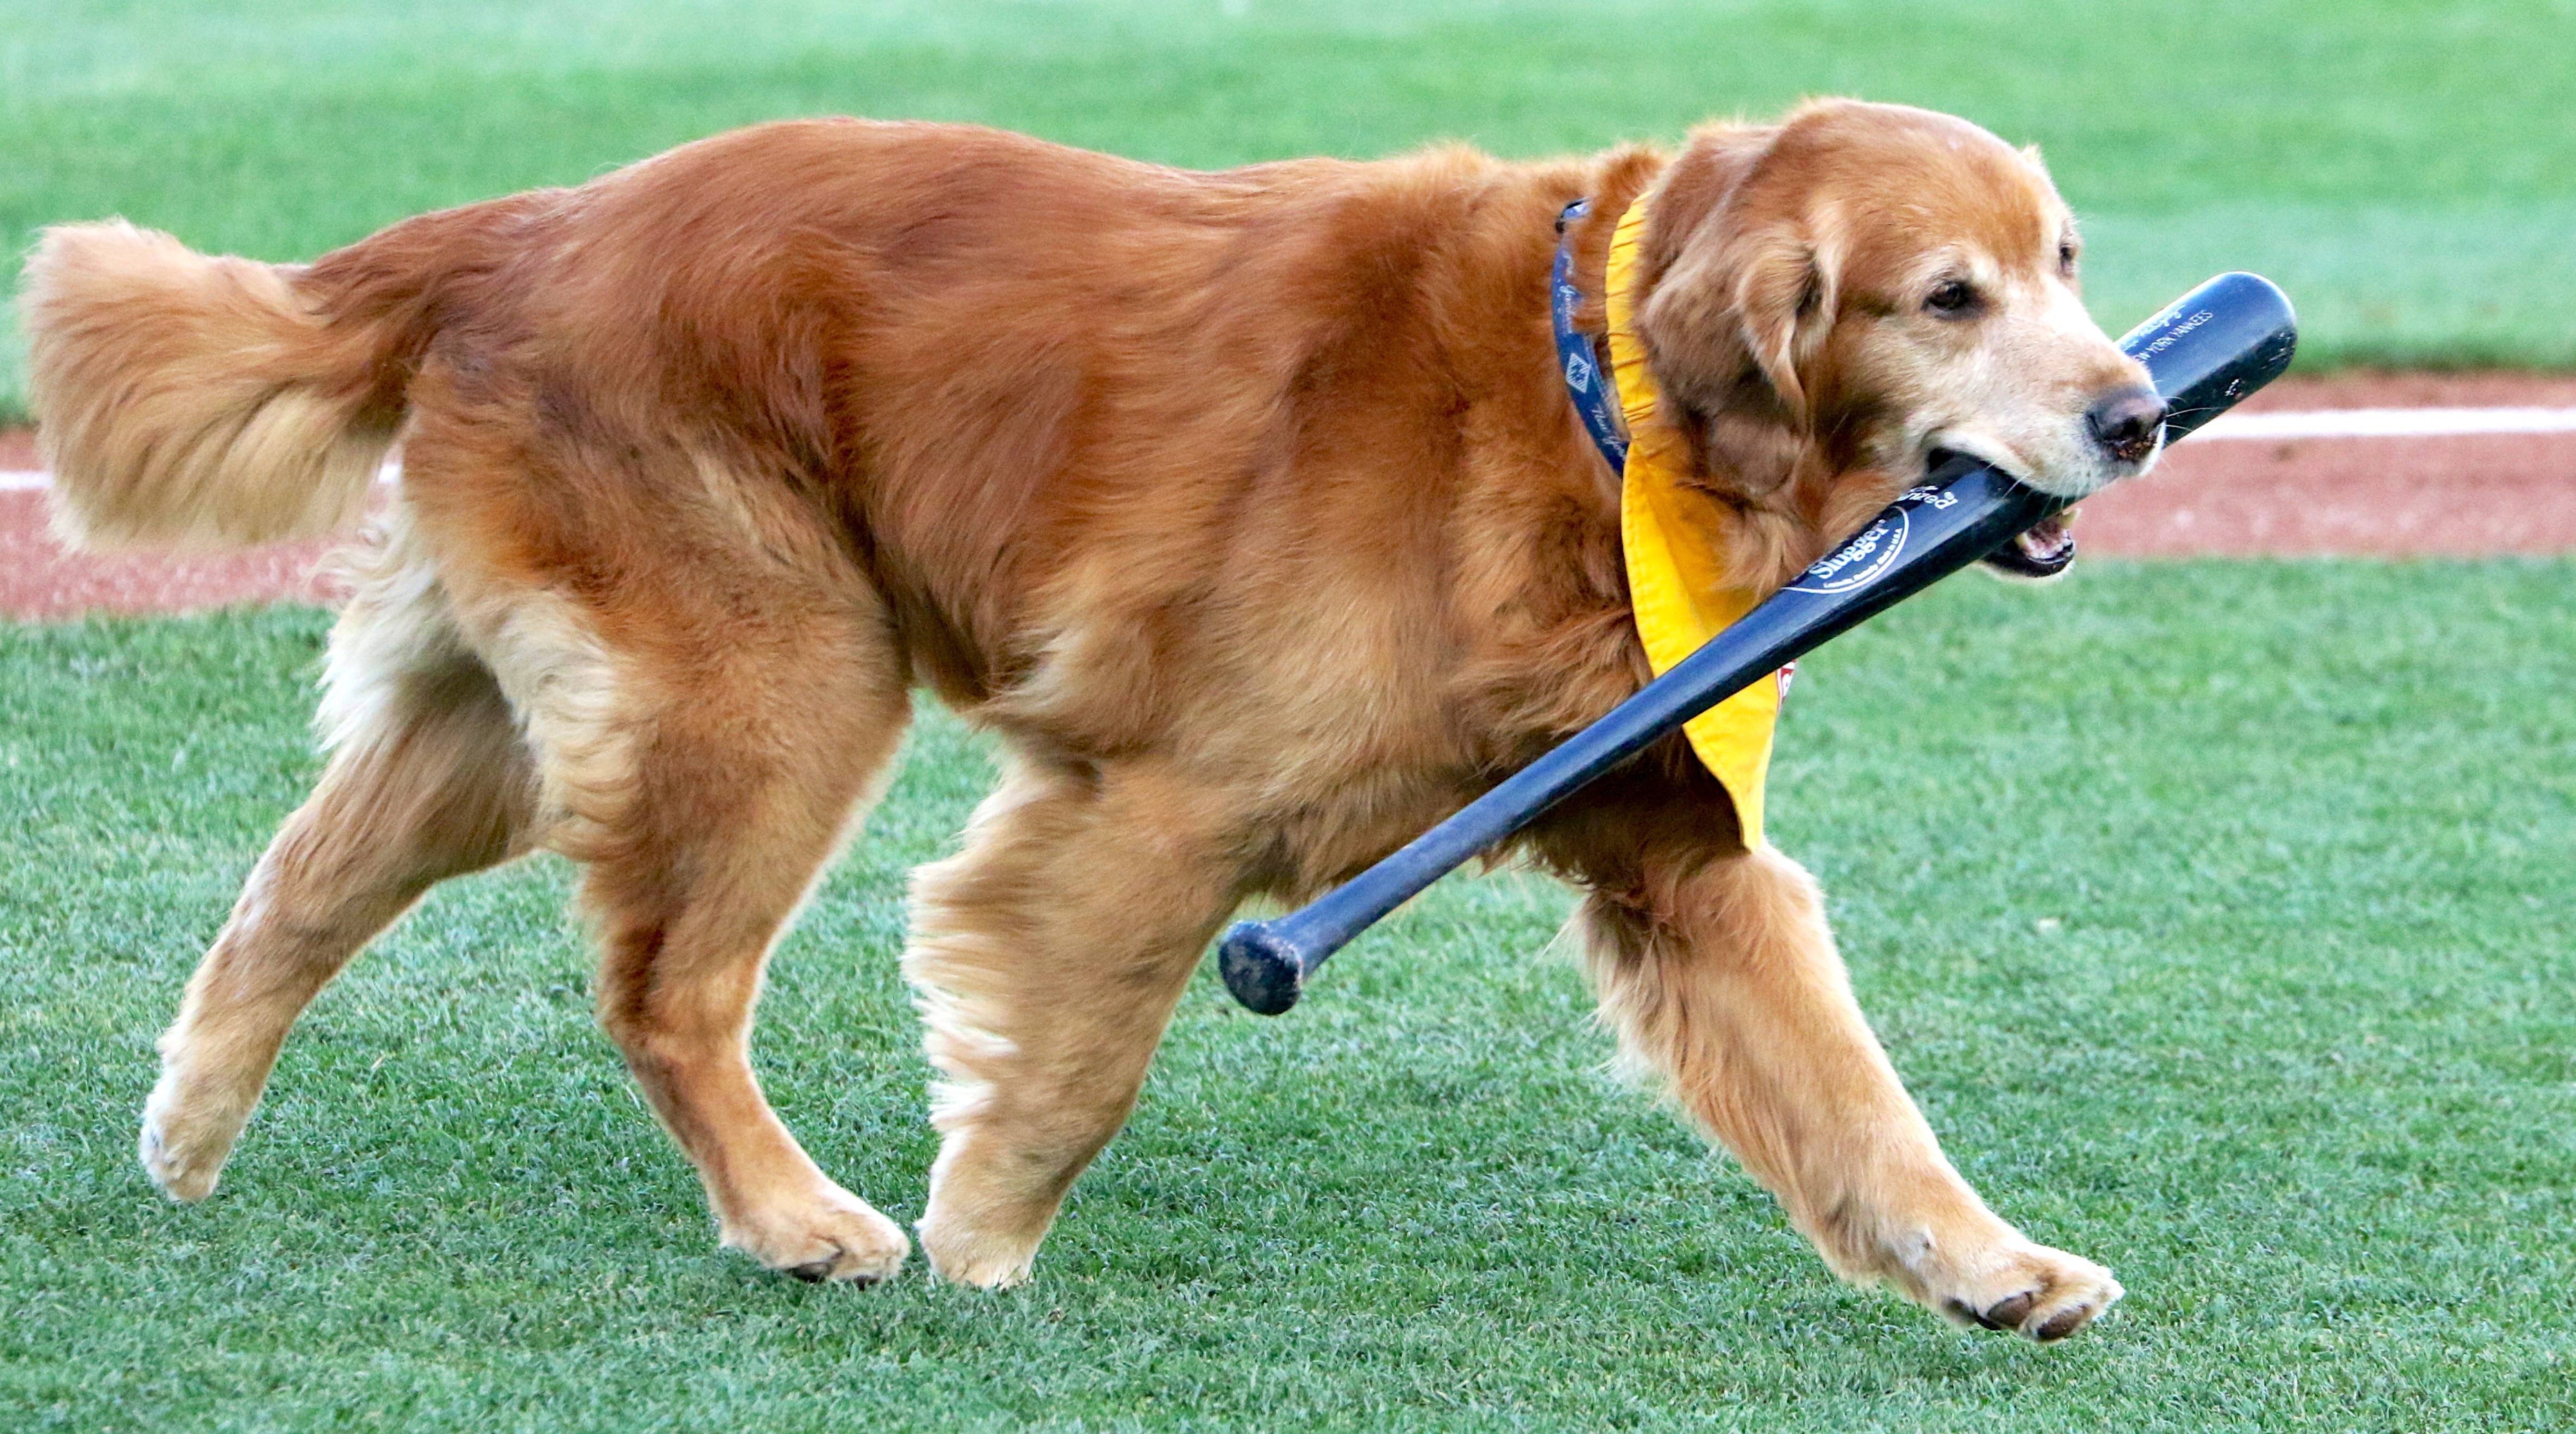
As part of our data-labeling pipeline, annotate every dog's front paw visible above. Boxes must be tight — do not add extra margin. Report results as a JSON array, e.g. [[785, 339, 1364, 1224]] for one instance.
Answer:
[[1904, 1232, 2123, 1342], [718, 1183, 911, 1285]]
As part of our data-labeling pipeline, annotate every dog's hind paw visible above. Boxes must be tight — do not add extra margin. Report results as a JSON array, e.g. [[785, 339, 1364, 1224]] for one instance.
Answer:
[[139, 1120, 224, 1203], [138, 1072, 253, 1202], [1919, 1237, 2123, 1342], [914, 1214, 1042, 1289], [718, 1184, 911, 1285]]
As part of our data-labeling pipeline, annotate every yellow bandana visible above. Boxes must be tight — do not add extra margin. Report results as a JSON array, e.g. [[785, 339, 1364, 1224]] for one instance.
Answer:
[[1603, 201, 1789, 846]]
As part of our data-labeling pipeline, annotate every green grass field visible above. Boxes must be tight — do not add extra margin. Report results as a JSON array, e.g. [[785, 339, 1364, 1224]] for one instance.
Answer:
[[6, 0, 2576, 424], [9, 3, 2576, 1428], [6, 561, 2573, 1431]]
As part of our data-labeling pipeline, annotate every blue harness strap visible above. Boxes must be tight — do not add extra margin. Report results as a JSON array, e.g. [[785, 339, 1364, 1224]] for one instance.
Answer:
[[1551, 199, 1629, 473]]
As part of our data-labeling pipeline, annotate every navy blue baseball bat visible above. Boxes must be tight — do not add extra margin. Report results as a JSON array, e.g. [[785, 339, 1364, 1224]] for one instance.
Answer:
[[1219, 272, 2297, 1015]]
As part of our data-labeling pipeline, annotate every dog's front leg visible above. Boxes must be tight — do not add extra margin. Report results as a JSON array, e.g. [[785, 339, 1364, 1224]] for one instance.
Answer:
[[903, 757, 1241, 1287], [1576, 843, 2121, 1341]]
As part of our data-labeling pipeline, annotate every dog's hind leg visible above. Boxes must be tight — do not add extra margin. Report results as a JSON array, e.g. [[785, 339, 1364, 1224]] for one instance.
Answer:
[[458, 539, 920, 1285], [142, 521, 538, 1200], [905, 757, 1241, 1287]]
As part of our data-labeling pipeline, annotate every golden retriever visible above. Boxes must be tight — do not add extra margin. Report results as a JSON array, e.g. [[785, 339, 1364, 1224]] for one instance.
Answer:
[[24, 98, 2164, 1341]]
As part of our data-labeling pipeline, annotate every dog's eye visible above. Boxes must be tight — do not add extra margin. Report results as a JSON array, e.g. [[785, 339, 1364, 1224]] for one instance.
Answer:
[[1924, 279, 1980, 317], [2057, 241, 2079, 277]]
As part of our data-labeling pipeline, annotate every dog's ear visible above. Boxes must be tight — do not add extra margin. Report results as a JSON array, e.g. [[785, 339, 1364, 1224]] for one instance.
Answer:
[[1710, 221, 1838, 422], [1636, 125, 1843, 499]]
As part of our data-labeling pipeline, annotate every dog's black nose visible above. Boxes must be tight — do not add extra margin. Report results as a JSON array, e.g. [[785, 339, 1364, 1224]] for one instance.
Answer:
[[2085, 387, 2168, 464]]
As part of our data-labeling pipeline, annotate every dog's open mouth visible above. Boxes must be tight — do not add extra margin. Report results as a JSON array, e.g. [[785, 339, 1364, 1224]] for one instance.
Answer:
[[1980, 511, 2078, 578]]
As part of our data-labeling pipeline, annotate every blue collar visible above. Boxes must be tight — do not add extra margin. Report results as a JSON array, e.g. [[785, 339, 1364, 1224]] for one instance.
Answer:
[[1551, 199, 1630, 473]]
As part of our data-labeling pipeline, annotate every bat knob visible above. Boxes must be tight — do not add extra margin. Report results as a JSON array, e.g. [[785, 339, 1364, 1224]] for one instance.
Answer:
[[1218, 920, 1307, 1015]]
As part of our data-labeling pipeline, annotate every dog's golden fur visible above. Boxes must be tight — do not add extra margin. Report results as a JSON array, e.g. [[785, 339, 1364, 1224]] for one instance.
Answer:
[[26, 100, 2157, 1339]]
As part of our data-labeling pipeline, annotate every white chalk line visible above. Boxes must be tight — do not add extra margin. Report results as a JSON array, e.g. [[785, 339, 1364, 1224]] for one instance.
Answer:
[[4, 410, 2574, 493], [0, 466, 401, 495], [2191, 407, 2576, 439]]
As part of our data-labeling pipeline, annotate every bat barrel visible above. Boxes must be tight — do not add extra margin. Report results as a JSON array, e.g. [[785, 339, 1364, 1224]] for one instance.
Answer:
[[1219, 272, 2294, 1015], [2121, 271, 2298, 440]]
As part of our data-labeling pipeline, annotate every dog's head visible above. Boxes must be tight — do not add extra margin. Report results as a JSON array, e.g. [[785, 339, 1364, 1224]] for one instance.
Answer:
[[1635, 100, 2162, 580]]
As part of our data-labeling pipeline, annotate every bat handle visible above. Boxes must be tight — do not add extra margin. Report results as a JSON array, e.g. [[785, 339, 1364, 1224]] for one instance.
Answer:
[[1217, 727, 1634, 1012], [1217, 849, 1445, 1013]]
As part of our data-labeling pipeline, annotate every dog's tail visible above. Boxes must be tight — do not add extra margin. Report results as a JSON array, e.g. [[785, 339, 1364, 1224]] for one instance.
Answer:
[[21, 207, 498, 551]]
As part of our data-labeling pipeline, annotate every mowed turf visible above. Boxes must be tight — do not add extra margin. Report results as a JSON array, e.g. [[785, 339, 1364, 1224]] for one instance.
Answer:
[[6, 0, 2576, 423], [3, 560, 2571, 1431]]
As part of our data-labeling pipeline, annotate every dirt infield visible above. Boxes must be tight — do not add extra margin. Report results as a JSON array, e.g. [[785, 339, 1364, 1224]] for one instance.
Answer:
[[0, 491, 352, 618], [0, 427, 358, 616], [6, 371, 2574, 618]]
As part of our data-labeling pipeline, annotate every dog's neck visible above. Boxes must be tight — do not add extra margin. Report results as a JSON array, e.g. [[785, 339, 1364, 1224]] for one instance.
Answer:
[[1549, 156, 1842, 595]]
